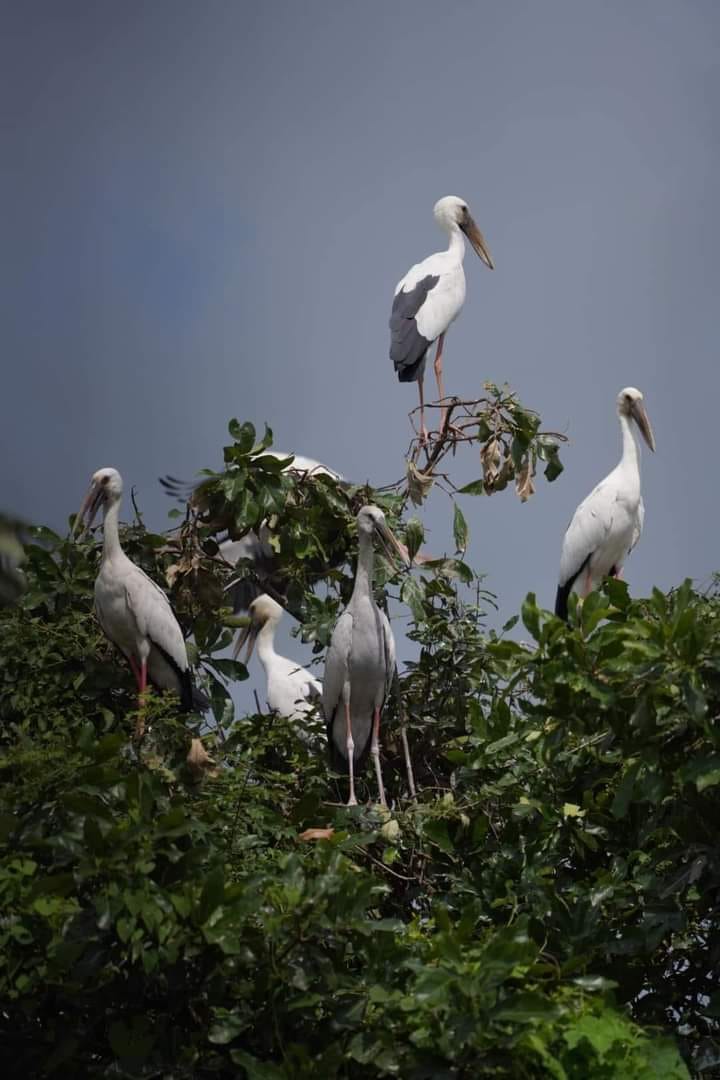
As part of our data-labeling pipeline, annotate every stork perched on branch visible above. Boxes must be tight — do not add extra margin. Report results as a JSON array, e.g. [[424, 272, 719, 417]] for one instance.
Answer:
[[75, 467, 208, 738], [555, 388, 656, 620], [390, 196, 494, 442]]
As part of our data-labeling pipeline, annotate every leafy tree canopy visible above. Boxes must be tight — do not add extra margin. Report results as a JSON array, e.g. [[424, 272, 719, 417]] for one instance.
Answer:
[[0, 390, 712, 1078]]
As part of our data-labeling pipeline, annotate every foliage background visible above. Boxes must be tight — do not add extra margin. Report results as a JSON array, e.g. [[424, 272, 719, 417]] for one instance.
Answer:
[[0, 412, 715, 1078]]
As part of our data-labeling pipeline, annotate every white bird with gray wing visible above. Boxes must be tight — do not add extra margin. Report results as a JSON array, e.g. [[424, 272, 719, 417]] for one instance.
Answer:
[[74, 467, 207, 737], [390, 196, 494, 442], [236, 593, 322, 730], [322, 506, 409, 807], [555, 388, 656, 620]]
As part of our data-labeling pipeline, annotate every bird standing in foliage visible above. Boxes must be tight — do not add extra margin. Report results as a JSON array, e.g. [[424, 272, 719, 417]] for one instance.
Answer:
[[555, 388, 656, 620], [390, 196, 494, 442], [74, 467, 208, 737], [323, 506, 408, 807], [235, 593, 322, 727]]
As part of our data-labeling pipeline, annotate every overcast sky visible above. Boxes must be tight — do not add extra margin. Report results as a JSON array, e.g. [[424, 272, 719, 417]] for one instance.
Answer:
[[3, 1, 719, 707]]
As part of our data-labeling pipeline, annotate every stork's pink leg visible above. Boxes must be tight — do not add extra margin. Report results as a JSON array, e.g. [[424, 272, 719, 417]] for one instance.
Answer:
[[370, 706, 387, 809], [134, 659, 148, 740], [345, 700, 358, 807], [433, 333, 448, 429], [417, 375, 429, 444]]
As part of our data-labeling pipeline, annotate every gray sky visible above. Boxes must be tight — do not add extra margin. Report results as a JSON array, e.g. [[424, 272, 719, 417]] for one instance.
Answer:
[[3, 0, 720, 707]]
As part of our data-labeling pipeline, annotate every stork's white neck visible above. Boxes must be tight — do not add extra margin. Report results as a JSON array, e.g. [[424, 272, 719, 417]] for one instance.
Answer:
[[351, 532, 375, 601], [256, 619, 280, 668], [101, 498, 123, 562], [446, 222, 466, 263], [619, 412, 641, 475]]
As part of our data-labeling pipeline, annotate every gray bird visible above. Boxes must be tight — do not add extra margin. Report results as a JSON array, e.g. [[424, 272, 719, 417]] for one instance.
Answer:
[[323, 506, 408, 807]]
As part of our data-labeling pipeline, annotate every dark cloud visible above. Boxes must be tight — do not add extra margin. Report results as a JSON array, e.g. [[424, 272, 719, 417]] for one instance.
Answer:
[[3, 0, 719, 710]]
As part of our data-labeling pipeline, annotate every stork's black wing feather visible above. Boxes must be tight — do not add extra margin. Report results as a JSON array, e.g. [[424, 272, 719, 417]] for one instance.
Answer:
[[149, 638, 209, 713], [389, 274, 439, 383], [554, 552, 591, 621]]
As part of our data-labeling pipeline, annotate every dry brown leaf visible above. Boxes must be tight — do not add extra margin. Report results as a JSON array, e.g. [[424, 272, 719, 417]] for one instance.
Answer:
[[515, 458, 536, 503], [298, 828, 335, 842], [406, 462, 435, 506], [480, 438, 502, 488], [186, 738, 217, 780]]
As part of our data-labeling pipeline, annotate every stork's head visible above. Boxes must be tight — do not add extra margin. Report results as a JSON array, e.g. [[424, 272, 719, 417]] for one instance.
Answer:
[[233, 593, 284, 661], [433, 195, 494, 269], [357, 506, 411, 567], [617, 388, 656, 452], [73, 467, 123, 537]]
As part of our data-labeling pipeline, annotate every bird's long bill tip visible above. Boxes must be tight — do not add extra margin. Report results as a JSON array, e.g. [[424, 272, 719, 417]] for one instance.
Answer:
[[462, 216, 494, 270], [377, 522, 412, 570], [632, 401, 656, 452], [73, 485, 98, 539], [233, 620, 257, 662]]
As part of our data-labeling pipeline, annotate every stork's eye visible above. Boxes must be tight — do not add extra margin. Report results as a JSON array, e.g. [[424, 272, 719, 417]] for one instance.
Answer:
[[101, 476, 110, 485]]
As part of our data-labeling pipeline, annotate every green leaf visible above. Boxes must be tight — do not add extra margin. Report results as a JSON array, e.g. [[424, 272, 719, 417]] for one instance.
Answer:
[[458, 479, 486, 496], [209, 1011, 246, 1045], [401, 576, 425, 622], [521, 593, 541, 640], [678, 754, 720, 793], [611, 760, 640, 818], [197, 865, 225, 924], [493, 990, 560, 1022], [210, 658, 250, 681], [228, 420, 256, 454], [404, 518, 424, 562], [453, 503, 469, 553], [544, 453, 564, 482], [230, 1050, 286, 1078], [423, 819, 454, 854]]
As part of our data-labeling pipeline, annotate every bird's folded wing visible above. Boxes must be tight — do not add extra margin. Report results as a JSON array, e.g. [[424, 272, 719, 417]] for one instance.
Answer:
[[559, 481, 615, 589], [629, 496, 645, 553], [321, 610, 353, 720], [380, 610, 396, 701], [390, 274, 440, 375], [124, 566, 189, 673]]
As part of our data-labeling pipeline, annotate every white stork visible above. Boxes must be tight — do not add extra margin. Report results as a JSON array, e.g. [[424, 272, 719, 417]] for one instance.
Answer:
[[555, 388, 656, 620], [235, 593, 322, 727], [74, 467, 208, 737], [323, 506, 409, 807], [390, 195, 494, 441]]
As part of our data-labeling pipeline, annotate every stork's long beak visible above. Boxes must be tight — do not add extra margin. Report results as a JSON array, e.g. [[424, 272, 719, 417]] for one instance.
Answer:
[[375, 521, 412, 569], [631, 400, 656, 452], [461, 215, 494, 270], [233, 618, 259, 661], [73, 482, 104, 539]]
